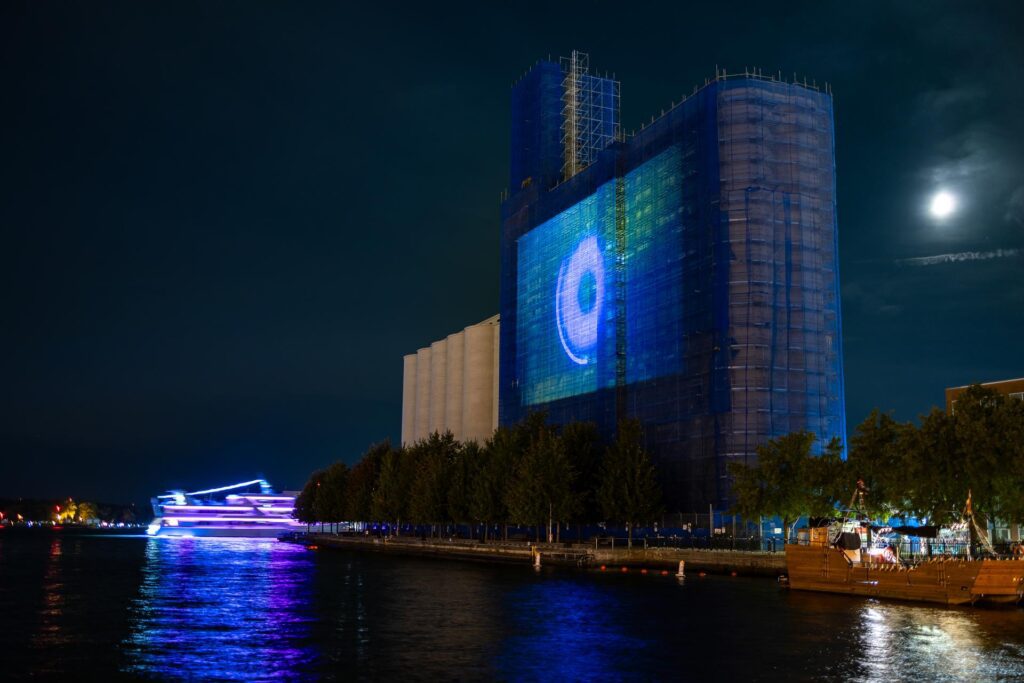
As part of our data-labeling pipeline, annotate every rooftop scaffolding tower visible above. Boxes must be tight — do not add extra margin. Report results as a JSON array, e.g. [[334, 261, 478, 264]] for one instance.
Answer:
[[560, 51, 620, 181]]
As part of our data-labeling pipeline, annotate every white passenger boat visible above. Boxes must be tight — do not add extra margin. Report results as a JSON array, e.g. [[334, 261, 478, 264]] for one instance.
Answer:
[[147, 479, 304, 538]]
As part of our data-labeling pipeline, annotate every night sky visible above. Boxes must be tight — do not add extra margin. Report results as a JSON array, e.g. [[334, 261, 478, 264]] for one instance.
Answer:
[[3, 2, 1023, 504]]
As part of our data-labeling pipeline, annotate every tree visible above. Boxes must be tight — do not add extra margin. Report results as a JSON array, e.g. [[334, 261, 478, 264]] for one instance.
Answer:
[[992, 392, 1024, 525], [561, 421, 603, 530], [293, 470, 324, 527], [408, 432, 458, 536], [76, 501, 98, 524], [505, 418, 577, 542], [845, 409, 912, 517], [315, 461, 349, 532], [598, 419, 663, 548], [806, 437, 847, 516], [471, 426, 522, 541], [372, 447, 416, 535], [448, 441, 480, 535], [902, 408, 965, 524], [952, 385, 1021, 523], [728, 431, 822, 540], [56, 498, 77, 523], [345, 442, 388, 522]]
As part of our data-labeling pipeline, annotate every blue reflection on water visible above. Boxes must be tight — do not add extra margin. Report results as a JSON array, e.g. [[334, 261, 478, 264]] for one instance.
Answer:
[[123, 538, 317, 681], [495, 576, 648, 682]]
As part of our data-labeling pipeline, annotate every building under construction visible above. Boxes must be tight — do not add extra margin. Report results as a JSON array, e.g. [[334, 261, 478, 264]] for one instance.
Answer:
[[499, 53, 847, 510]]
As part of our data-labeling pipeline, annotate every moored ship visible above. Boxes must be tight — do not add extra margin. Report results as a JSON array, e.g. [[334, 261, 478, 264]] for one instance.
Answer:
[[785, 523, 1024, 606], [147, 479, 304, 538]]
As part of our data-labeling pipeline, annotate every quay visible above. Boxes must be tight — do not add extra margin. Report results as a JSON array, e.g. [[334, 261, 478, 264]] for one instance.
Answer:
[[283, 534, 787, 577]]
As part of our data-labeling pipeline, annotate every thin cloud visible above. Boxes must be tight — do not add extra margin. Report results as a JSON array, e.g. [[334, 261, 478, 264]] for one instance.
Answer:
[[896, 248, 1020, 267]]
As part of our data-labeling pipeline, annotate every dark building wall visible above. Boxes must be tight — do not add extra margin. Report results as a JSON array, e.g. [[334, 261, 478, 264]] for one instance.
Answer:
[[946, 378, 1024, 413], [500, 64, 846, 511]]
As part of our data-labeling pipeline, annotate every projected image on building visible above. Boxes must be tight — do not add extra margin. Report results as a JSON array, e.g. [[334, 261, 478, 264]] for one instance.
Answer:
[[556, 235, 605, 366], [624, 146, 686, 384], [501, 54, 847, 509], [516, 183, 617, 405]]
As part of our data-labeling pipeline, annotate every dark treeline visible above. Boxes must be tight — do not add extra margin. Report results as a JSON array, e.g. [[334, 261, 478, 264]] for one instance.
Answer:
[[729, 385, 1024, 534], [0, 497, 141, 525], [294, 415, 663, 546]]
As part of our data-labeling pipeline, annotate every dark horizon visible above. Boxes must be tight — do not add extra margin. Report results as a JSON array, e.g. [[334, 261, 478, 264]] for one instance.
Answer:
[[3, 1, 1023, 505]]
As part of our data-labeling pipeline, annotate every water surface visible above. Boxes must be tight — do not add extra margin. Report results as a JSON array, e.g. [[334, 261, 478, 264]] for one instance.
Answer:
[[2, 533, 1023, 681]]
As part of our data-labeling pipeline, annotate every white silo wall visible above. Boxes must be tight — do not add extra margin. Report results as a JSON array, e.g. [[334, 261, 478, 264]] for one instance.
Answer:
[[491, 319, 500, 431], [414, 347, 432, 443], [429, 339, 447, 436], [462, 321, 494, 444], [401, 354, 417, 446], [445, 331, 465, 440]]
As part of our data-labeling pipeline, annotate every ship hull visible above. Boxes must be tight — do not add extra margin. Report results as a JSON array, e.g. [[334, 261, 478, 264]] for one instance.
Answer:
[[150, 524, 300, 538], [785, 544, 1024, 606], [148, 479, 302, 539]]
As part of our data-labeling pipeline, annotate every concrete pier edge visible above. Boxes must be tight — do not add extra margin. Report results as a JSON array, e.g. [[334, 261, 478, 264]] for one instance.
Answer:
[[286, 534, 787, 577]]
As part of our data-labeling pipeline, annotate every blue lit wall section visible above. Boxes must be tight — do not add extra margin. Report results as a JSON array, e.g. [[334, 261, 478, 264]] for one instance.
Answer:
[[624, 146, 686, 384], [516, 182, 617, 405], [502, 72, 846, 509]]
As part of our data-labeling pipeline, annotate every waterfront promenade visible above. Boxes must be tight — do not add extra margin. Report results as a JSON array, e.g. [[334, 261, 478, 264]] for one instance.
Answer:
[[290, 534, 787, 576]]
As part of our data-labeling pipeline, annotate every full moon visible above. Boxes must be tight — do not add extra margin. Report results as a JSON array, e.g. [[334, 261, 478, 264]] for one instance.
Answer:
[[929, 190, 956, 219]]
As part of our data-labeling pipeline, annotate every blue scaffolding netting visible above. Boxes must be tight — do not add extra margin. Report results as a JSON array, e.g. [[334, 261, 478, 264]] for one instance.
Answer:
[[501, 58, 846, 511]]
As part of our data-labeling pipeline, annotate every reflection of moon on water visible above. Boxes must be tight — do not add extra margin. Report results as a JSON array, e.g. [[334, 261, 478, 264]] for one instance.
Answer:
[[555, 235, 604, 365]]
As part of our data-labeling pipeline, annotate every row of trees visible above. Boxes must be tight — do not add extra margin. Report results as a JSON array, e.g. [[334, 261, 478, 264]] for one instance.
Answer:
[[730, 386, 1024, 531], [294, 415, 664, 546], [0, 498, 139, 525]]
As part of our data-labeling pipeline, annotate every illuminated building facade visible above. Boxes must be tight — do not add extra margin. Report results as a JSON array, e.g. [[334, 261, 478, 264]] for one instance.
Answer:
[[500, 54, 847, 510]]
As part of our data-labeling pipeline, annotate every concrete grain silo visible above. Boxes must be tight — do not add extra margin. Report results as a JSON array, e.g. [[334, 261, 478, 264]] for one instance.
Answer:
[[444, 332, 465, 440], [428, 339, 447, 436], [462, 319, 495, 444], [491, 318, 500, 430], [401, 353, 417, 446], [414, 346, 432, 443], [403, 315, 499, 448]]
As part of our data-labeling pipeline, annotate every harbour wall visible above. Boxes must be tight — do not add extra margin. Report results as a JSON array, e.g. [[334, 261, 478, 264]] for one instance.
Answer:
[[291, 534, 787, 577]]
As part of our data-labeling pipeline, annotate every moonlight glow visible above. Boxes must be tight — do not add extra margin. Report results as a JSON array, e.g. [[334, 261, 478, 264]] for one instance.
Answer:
[[929, 191, 956, 219]]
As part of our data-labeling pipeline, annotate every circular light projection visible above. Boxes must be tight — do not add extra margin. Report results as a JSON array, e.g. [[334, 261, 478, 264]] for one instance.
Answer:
[[929, 191, 956, 219], [555, 235, 605, 365]]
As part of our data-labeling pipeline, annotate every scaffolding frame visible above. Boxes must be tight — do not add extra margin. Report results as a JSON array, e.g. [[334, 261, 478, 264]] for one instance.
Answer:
[[560, 51, 620, 181]]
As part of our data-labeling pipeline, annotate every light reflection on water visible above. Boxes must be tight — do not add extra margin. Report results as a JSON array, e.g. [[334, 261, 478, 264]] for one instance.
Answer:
[[853, 601, 1024, 682], [494, 578, 644, 681], [123, 538, 317, 680], [2, 534, 1023, 681]]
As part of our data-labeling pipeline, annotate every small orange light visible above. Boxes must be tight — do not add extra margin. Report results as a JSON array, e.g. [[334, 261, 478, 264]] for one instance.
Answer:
[[621, 567, 628, 572], [641, 569, 648, 574], [660, 570, 669, 575], [600, 565, 606, 571]]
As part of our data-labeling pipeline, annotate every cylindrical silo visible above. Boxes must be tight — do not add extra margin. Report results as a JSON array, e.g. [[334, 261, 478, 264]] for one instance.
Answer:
[[491, 319, 500, 432], [462, 321, 495, 443], [401, 354, 417, 446], [414, 347, 432, 443], [445, 332, 465, 441], [429, 339, 447, 436]]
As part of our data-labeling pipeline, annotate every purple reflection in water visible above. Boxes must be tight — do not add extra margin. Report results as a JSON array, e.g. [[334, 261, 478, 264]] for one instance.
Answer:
[[123, 538, 317, 681]]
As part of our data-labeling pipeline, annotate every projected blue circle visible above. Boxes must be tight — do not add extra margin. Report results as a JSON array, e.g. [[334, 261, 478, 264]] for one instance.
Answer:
[[555, 235, 605, 365]]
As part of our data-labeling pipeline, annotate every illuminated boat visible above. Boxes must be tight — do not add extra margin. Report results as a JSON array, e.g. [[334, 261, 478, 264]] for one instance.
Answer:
[[785, 524, 1024, 606], [147, 479, 304, 538]]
